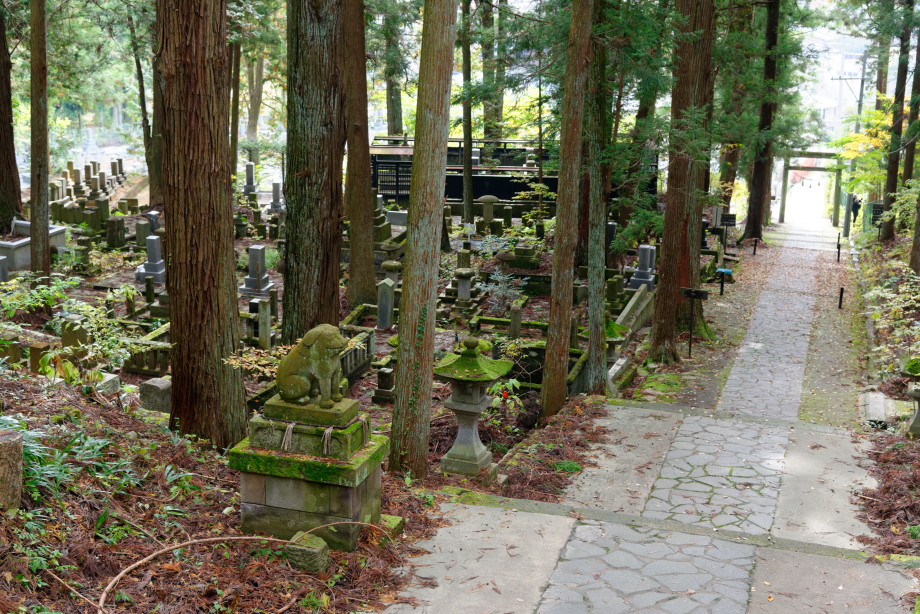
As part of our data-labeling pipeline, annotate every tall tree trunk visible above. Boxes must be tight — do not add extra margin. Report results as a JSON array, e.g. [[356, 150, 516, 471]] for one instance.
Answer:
[[540, 0, 593, 418], [389, 0, 458, 478], [127, 14, 151, 152], [461, 0, 473, 224], [156, 0, 246, 450], [902, 37, 920, 182], [30, 0, 49, 281], [741, 0, 780, 242], [384, 11, 404, 136], [494, 0, 506, 137], [0, 10, 21, 235], [246, 56, 264, 166], [229, 41, 241, 179], [647, 0, 715, 363], [344, 0, 376, 306], [148, 11, 165, 210], [481, 0, 498, 146], [877, 34, 891, 112], [586, 0, 609, 394], [881, 0, 914, 242], [282, 0, 346, 342]]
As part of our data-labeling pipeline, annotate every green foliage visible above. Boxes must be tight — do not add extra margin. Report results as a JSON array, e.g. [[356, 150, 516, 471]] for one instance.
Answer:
[[550, 460, 582, 473], [0, 273, 80, 318], [478, 272, 528, 316]]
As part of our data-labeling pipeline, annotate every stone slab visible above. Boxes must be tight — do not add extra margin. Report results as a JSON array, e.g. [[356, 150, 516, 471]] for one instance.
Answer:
[[262, 395, 359, 426], [382, 503, 575, 614], [747, 548, 914, 613], [772, 428, 876, 550], [562, 406, 680, 515]]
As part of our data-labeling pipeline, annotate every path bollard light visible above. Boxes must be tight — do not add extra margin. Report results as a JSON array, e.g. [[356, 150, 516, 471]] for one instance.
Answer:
[[839, 287, 844, 309], [433, 336, 513, 484], [716, 268, 732, 296], [753, 239, 758, 255]]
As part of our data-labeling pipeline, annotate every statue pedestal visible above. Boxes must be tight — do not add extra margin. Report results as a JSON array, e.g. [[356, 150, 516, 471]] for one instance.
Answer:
[[231, 396, 388, 552]]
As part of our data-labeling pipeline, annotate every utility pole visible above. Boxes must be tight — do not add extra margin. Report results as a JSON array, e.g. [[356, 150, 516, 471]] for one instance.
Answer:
[[838, 49, 868, 238]]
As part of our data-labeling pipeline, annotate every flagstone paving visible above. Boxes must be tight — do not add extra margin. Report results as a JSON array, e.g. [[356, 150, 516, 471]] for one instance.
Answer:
[[641, 416, 788, 534], [384, 185, 916, 613], [538, 521, 755, 614]]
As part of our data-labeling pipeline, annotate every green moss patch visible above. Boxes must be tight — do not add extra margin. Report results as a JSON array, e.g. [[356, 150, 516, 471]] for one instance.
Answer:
[[228, 435, 389, 487]]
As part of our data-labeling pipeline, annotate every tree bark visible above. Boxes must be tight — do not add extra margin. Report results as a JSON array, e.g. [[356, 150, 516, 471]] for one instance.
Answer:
[[344, 0, 376, 306], [127, 15, 151, 153], [384, 11, 404, 135], [156, 0, 247, 451], [540, 0, 593, 418], [741, 0, 780, 242], [881, 0, 914, 242], [461, 0, 474, 224], [647, 0, 715, 363], [230, 41, 241, 179], [481, 0, 498, 145], [246, 56, 264, 166], [876, 31, 891, 112], [389, 0, 458, 477], [30, 0, 49, 281], [902, 37, 920, 183], [494, 0, 506, 136], [282, 0, 346, 343], [0, 430, 22, 511], [0, 10, 21, 235], [586, 0, 609, 395]]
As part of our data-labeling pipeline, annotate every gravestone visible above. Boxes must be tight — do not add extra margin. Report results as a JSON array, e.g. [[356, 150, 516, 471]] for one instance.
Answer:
[[239, 245, 274, 297], [244, 162, 257, 195], [535, 220, 545, 239], [230, 324, 389, 551], [140, 377, 172, 414], [457, 248, 471, 270], [509, 303, 522, 339], [270, 182, 283, 211], [627, 244, 656, 290], [135, 220, 151, 247], [478, 195, 499, 224], [106, 217, 126, 249], [381, 260, 402, 284], [235, 215, 248, 239], [135, 236, 166, 283], [503, 206, 513, 228], [110, 161, 119, 183], [372, 367, 395, 404], [376, 278, 396, 329], [145, 210, 161, 233], [28, 342, 50, 374], [257, 299, 271, 350], [0, 255, 7, 283], [606, 275, 626, 314], [455, 268, 476, 310]]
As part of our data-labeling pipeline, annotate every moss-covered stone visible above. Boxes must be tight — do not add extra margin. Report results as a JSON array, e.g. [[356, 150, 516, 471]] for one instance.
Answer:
[[434, 337, 512, 383], [228, 435, 389, 487], [262, 395, 358, 426], [285, 531, 330, 572], [380, 514, 405, 536], [248, 414, 368, 460]]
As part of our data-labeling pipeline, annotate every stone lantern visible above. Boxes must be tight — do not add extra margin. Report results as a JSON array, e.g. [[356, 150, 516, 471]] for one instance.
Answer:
[[434, 336, 513, 484]]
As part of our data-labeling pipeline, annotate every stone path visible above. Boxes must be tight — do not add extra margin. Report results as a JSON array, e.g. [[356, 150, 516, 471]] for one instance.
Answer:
[[383, 184, 916, 613], [642, 417, 788, 534]]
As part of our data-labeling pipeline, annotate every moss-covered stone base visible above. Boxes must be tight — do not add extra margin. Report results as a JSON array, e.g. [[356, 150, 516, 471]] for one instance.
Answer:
[[229, 435, 388, 487], [248, 414, 369, 461], [285, 531, 330, 571], [241, 472, 382, 552]]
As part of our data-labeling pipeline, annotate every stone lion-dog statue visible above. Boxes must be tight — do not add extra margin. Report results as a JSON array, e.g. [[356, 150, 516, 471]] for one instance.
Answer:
[[276, 324, 348, 408]]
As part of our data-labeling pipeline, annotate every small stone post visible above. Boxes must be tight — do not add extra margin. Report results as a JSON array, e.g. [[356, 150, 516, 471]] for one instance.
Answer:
[[258, 299, 271, 350], [509, 303, 522, 339], [376, 279, 396, 330]]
